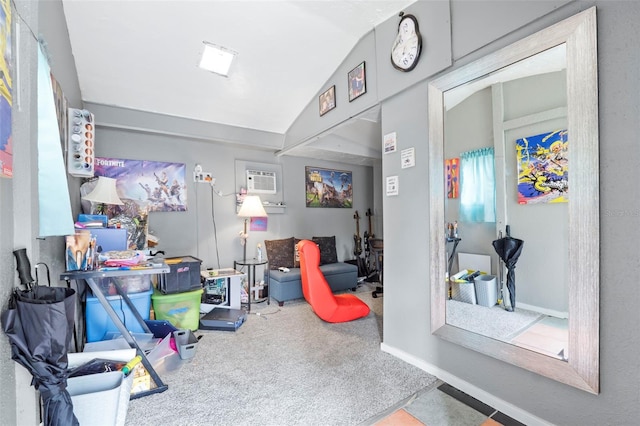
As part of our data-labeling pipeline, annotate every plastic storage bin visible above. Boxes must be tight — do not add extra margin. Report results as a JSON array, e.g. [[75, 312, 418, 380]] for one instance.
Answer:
[[157, 256, 203, 294], [152, 288, 203, 330], [450, 281, 477, 305], [67, 371, 133, 426], [95, 275, 151, 294], [173, 329, 199, 359], [85, 288, 153, 342], [474, 274, 498, 307]]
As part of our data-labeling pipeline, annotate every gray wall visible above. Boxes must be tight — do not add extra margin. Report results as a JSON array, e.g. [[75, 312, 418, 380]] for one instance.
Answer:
[[381, 1, 640, 425], [93, 127, 373, 268]]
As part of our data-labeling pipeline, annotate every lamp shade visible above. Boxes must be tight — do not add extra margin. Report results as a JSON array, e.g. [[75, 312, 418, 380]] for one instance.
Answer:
[[81, 176, 124, 205], [238, 195, 267, 217]]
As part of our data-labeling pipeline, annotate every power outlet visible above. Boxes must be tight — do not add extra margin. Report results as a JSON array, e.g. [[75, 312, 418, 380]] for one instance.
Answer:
[[193, 172, 214, 183]]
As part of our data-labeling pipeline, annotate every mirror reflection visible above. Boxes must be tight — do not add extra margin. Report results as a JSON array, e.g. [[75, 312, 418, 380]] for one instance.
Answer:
[[443, 44, 569, 360], [430, 7, 599, 393]]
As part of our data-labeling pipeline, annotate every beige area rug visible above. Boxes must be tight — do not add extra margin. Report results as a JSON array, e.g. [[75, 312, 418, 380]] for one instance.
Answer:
[[445, 299, 543, 342]]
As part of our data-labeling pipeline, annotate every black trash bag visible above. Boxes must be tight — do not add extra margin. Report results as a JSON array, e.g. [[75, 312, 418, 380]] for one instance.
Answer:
[[1, 285, 79, 426], [492, 227, 524, 311]]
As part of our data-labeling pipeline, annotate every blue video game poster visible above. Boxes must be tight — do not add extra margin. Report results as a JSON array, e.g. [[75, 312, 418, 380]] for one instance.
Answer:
[[516, 129, 568, 204], [94, 157, 187, 212], [305, 166, 352, 208]]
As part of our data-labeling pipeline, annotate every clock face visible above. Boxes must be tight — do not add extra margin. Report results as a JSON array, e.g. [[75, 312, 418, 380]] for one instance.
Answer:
[[391, 14, 422, 72]]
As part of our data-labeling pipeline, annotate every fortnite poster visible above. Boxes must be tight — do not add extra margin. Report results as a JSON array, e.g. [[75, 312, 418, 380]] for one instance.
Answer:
[[94, 157, 187, 212]]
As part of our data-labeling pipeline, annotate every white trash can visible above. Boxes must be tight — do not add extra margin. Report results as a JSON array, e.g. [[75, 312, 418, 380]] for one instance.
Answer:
[[474, 274, 498, 307]]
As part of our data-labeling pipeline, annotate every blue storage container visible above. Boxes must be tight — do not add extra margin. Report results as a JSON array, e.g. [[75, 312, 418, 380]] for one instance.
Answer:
[[85, 288, 153, 342]]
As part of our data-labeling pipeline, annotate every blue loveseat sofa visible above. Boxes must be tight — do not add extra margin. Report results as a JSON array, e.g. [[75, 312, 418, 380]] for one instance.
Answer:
[[264, 236, 358, 306]]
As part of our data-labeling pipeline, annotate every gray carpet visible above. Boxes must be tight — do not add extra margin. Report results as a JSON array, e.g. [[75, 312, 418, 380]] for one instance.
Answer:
[[125, 283, 437, 426]]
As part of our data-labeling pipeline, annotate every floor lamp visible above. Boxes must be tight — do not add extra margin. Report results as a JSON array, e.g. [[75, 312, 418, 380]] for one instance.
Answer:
[[237, 195, 268, 262]]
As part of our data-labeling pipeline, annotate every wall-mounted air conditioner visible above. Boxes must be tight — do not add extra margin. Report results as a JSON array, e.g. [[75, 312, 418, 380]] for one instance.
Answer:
[[246, 170, 276, 194]]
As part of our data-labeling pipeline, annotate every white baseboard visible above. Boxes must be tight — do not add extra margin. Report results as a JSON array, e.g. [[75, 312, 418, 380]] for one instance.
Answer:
[[516, 302, 568, 319], [380, 342, 554, 426]]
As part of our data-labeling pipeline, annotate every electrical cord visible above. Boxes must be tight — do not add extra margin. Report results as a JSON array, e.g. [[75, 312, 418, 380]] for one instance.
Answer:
[[206, 181, 239, 269], [209, 185, 222, 270], [250, 308, 281, 319]]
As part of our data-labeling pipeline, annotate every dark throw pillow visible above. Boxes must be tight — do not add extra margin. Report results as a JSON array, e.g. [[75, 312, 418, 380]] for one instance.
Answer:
[[264, 237, 295, 270], [312, 236, 338, 265]]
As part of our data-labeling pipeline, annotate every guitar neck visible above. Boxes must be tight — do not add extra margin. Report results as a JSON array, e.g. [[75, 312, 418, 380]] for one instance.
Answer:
[[366, 208, 374, 238], [354, 211, 362, 255]]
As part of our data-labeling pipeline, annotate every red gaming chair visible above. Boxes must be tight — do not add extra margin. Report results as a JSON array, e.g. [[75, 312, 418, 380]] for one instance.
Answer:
[[298, 239, 370, 323]]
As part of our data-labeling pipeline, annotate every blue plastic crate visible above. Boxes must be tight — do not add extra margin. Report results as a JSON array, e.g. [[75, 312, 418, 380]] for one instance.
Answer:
[[85, 288, 153, 342]]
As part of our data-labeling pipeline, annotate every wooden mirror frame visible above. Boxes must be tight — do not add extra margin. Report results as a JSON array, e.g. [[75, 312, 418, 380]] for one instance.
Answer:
[[428, 7, 599, 394]]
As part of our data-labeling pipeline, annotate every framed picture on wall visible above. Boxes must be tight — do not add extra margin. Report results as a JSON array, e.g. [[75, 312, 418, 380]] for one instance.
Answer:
[[348, 61, 366, 102], [319, 85, 336, 116], [515, 129, 568, 204], [305, 166, 352, 208], [445, 158, 460, 199]]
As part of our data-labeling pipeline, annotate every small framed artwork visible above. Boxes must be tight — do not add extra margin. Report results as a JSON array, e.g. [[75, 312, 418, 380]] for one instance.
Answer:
[[319, 85, 336, 116], [348, 61, 366, 102], [250, 216, 267, 231], [445, 158, 460, 199]]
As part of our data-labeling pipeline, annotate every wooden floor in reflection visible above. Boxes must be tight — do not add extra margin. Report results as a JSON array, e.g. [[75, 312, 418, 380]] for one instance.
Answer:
[[509, 316, 568, 359]]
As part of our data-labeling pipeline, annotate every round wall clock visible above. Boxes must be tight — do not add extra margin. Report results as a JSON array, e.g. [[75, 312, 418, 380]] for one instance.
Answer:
[[390, 13, 422, 72]]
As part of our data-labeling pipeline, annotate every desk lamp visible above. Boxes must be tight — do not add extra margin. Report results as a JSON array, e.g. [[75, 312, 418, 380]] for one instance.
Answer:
[[82, 176, 124, 214], [237, 195, 267, 262]]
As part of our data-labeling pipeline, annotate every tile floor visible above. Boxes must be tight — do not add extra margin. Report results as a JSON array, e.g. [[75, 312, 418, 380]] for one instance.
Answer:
[[361, 381, 525, 426]]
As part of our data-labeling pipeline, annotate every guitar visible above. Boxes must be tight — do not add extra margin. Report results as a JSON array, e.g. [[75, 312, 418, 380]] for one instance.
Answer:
[[353, 211, 363, 257], [364, 208, 374, 272], [353, 211, 368, 276]]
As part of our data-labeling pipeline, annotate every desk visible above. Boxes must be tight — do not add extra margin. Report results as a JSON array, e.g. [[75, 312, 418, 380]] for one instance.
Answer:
[[61, 265, 170, 399], [233, 259, 269, 311]]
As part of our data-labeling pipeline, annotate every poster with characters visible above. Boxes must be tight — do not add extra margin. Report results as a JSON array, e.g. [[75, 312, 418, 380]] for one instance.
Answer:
[[305, 166, 352, 208], [94, 157, 187, 212], [516, 130, 568, 204]]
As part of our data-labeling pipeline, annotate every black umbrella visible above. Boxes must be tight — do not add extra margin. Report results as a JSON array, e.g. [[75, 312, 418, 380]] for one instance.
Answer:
[[2, 281, 79, 425], [492, 225, 524, 312]]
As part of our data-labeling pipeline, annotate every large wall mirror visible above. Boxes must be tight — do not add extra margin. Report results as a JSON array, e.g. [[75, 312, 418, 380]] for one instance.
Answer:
[[428, 7, 599, 393]]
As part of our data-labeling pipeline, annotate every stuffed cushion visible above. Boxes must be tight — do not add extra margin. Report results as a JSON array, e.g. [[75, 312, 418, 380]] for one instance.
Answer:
[[264, 237, 295, 270], [294, 238, 302, 268], [312, 236, 338, 265]]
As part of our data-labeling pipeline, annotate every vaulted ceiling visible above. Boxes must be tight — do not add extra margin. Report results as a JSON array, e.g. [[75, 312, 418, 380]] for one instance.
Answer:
[[62, 1, 417, 165]]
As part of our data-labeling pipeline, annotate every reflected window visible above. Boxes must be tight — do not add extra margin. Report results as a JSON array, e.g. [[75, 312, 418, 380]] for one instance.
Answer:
[[459, 147, 496, 223]]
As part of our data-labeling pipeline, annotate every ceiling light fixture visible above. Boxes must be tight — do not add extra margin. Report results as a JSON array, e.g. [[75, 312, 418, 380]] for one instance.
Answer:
[[198, 42, 237, 77]]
